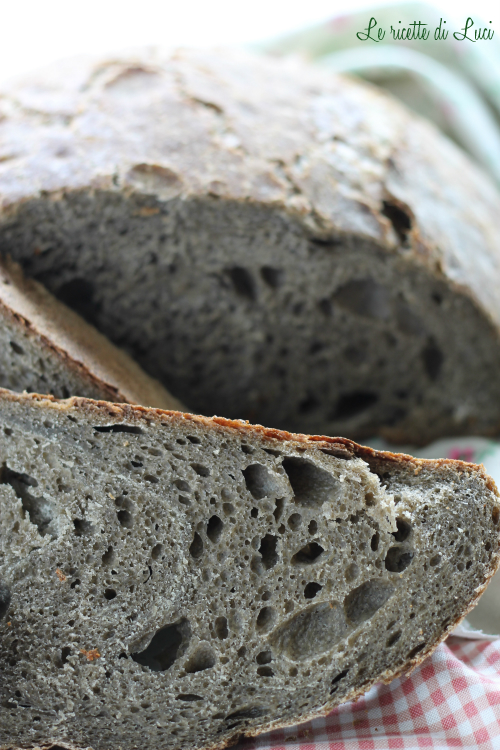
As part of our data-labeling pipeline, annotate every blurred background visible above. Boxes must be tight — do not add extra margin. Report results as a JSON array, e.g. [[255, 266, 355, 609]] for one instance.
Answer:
[[4, 0, 500, 186], [2, 0, 499, 79], [4, 0, 500, 631]]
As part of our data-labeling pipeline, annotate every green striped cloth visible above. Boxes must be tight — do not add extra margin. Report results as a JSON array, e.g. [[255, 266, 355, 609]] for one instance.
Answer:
[[258, 2, 500, 186]]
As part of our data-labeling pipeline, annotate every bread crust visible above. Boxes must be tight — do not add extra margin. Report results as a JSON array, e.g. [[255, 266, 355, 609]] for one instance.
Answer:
[[1, 387, 499, 750], [0, 257, 184, 411]]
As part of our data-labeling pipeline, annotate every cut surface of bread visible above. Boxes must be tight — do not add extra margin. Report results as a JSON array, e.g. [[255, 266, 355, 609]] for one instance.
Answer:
[[0, 256, 184, 410], [1, 50, 500, 442], [0, 390, 498, 750]]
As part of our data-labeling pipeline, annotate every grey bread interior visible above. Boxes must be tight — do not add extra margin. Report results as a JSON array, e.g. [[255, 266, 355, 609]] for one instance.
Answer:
[[0, 304, 118, 402], [1, 193, 500, 444], [0, 392, 498, 750]]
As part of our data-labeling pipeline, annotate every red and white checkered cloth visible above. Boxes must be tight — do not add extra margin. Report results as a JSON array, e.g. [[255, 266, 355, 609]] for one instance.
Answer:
[[238, 632, 500, 750]]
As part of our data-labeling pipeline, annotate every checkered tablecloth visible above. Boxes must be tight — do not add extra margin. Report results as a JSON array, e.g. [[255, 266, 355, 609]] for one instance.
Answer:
[[238, 632, 500, 749]]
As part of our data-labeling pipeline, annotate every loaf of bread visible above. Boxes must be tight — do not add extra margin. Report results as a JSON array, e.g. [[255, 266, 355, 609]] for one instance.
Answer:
[[0, 256, 184, 410], [0, 389, 498, 750], [0, 49, 500, 443]]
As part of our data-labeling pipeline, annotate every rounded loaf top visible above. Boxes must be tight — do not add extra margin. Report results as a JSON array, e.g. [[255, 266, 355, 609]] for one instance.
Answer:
[[0, 47, 500, 443], [1, 48, 499, 312]]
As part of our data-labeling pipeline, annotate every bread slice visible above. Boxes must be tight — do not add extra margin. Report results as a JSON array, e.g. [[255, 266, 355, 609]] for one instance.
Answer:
[[0, 256, 183, 410], [1, 49, 500, 443], [0, 390, 498, 750]]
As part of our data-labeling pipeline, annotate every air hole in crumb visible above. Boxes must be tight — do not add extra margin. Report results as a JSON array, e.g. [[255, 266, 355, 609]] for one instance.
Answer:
[[225, 706, 269, 725], [226, 266, 256, 301], [288, 513, 302, 530], [256, 650, 272, 664], [318, 298, 333, 316], [330, 669, 349, 692], [393, 518, 412, 542], [73, 518, 94, 536], [291, 542, 324, 565], [271, 601, 349, 661], [344, 579, 395, 625], [151, 544, 163, 560], [407, 643, 426, 660], [243, 464, 278, 500], [370, 533, 380, 552], [177, 694, 204, 701], [304, 582, 322, 599], [260, 266, 284, 288], [132, 618, 191, 672], [308, 520, 318, 535], [365, 492, 376, 507], [386, 630, 402, 647], [257, 666, 274, 677], [430, 554, 441, 567], [251, 508, 259, 518], [241, 444, 254, 455], [207, 515, 223, 543], [117, 510, 133, 528], [258, 534, 279, 570], [94, 424, 143, 435], [189, 533, 204, 559], [174, 479, 191, 493], [273, 498, 285, 521], [144, 474, 159, 483], [186, 436, 201, 445], [282, 457, 341, 508], [223, 502, 235, 515], [493, 507, 500, 525], [345, 563, 359, 582], [185, 643, 216, 673], [70, 579, 80, 589], [332, 392, 378, 421], [422, 340, 443, 381], [0, 464, 56, 538], [334, 278, 391, 319], [256, 607, 276, 632], [385, 547, 414, 573], [215, 617, 228, 640], [102, 546, 114, 566], [10, 341, 24, 355], [299, 396, 319, 414], [59, 647, 71, 667], [0, 584, 12, 620], [104, 589, 117, 600], [191, 463, 210, 477]]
